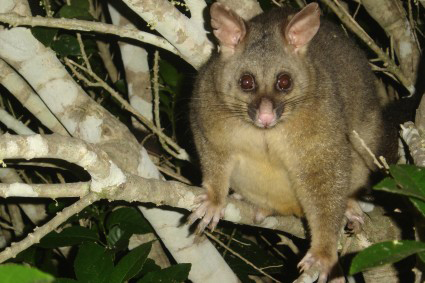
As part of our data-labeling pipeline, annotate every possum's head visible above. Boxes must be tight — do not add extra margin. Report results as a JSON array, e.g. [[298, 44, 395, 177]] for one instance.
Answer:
[[209, 2, 321, 128]]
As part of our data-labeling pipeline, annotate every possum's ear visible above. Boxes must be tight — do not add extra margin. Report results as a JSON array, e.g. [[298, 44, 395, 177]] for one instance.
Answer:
[[210, 2, 247, 56], [285, 3, 320, 51]]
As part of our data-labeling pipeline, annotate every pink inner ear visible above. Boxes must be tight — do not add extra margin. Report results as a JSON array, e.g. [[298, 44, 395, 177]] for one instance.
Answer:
[[285, 3, 321, 49], [210, 3, 246, 50]]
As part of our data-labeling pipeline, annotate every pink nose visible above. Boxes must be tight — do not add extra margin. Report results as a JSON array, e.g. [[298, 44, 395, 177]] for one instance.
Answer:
[[258, 113, 275, 127], [257, 99, 276, 128]]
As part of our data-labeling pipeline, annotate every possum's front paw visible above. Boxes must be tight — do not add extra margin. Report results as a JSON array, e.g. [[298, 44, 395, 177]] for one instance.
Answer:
[[298, 250, 344, 283], [187, 194, 225, 233]]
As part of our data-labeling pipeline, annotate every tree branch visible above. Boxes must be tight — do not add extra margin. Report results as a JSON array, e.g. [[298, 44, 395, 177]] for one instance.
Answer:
[[218, 0, 262, 20], [361, 0, 420, 83], [0, 182, 90, 198], [0, 59, 68, 136], [400, 121, 425, 167], [184, 0, 207, 26], [0, 192, 98, 263], [319, 0, 415, 95], [0, 13, 179, 56], [64, 58, 190, 161], [121, 0, 213, 68], [0, 108, 35, 135]]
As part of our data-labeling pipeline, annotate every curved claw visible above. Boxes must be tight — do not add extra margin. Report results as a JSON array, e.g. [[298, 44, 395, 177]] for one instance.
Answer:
[[187, 201, 209, 225], [298, 252, 345, 283], [187, 193, 225, 234], [297, 252, 315, 273]]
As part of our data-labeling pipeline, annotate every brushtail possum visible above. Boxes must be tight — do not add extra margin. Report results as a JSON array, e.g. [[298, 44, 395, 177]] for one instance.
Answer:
[[189, 2, 390, 282]]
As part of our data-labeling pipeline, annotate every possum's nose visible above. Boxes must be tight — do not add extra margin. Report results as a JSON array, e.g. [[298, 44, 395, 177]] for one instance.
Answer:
[[257, 98, 276, 128]]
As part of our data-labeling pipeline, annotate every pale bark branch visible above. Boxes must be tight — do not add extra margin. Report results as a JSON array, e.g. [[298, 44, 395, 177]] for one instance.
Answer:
[[184, 0, 207, 25], [0, 133, 305, 264], [0, 13, 179, 56], [0, 192, 98, 263], [7, 204, 24, 237], [0, 59, 68, 136], [64, 58, 189, 161], [320, 0, 415, 94], [0, 168, 48, 225], [218, 0, 262, 20], [0, 108, 35, 135], [121, 0, 213, 68], [0, 182, 90, 198], [0, 133, 126, 192], [0, 1, 239, 282], [400, 121, 425, 167], [361, 0, 420, 83], [108, 3, 154, 128], [205, 231, 282, 282]]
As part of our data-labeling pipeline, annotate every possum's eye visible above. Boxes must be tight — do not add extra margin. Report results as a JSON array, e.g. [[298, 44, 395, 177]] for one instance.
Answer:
[[239, 74, 255, 91], [276, 73, 292, 91]]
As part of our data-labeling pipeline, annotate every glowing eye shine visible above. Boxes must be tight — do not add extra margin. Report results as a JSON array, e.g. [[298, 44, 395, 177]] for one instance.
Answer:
[[276, 73, 292, 91], [239, 74, 255, 91]]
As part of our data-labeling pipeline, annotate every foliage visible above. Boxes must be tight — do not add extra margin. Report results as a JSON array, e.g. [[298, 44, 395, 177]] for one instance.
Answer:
[[0, 264, 54, 283], [350, 165, 425, 275], [9, 206, 191, 283]]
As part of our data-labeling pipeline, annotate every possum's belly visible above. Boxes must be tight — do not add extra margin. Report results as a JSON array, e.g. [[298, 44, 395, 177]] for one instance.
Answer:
[[230, 155, 303, 216]]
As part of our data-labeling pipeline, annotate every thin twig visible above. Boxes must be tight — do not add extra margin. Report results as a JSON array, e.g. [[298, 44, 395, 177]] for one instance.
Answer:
[[0, 193, 98, 263], [42, 0, 53, 17], [152, 51, 186, 160], [0, 220, 15, 231], [222, 228, 237, 258], [407, 0, 421, 53], [213, 230, 251, 246], [260, 233, 288, 259], [321, 0, 415, 94], [64, 58, 190, 161], [76, 33, 92, 73], [353, 2, 361, 19], [157, 166, 192, 184], [352, 130, 389, 171], [205, 231, 282, 283], [0, 13, 179, 56]]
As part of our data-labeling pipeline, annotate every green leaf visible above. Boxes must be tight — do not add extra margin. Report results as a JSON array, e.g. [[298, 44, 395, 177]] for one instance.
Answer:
[[74, 242, 114, 283], [159, 91, 172, 109], [114, 79, 127, 94], [410, 198, 425, 218], [374, 177, 425, 201], [39, 226, 98, 248], [58, 5, 93, 20], [47, 199, 72, 214], [109, 242, 152, 283], [51, 34, 80, 56], [0, 264, 54, 283], [70, 0, 90, 9], [136, 258, 161, 278], [31, 27, 58, 47], [384, 165, 425, 216], [389, 165, 425, 200], [106, 225, 131, 250], [15, 246, 38, 265], [137, 263, 191, 283], [349, 240, 425, 275], [159, 60, 183, 89], [106, 207, 153, 235]]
